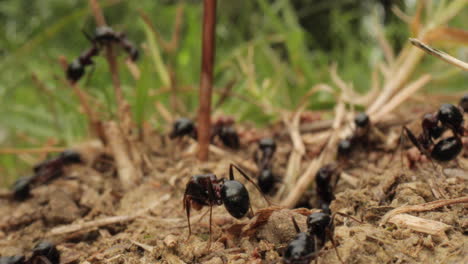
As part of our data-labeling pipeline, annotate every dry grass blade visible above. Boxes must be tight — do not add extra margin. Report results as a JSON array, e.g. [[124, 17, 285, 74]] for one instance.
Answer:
[[387, 214, 451, 237], [409, 38, 468, 71], [380, 196, 468, 225]]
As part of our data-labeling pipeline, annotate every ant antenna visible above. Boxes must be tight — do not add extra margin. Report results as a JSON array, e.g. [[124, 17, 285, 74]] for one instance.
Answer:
[[229, 163, 271, 205], [291, 216, 301, 233]]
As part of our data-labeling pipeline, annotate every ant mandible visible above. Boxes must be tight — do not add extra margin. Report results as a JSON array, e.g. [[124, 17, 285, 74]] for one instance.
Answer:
[[254, 138, 277, 194], [183, 163, 268, 246], [403, 103, 464, 164]]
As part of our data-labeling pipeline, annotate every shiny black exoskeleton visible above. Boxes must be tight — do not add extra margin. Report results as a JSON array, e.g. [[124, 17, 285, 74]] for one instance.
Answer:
[[307, 212, 331, 247], [0, 256, 25, 264], [183, 163, 265, 243], [404, 103, 465, 164], [315, 164, 339, 214], [66, 45, 100, 83], [11, 176, 33, 201], [283, 217, 316, 264], [32, 241, 60, 264], [169, 118, 197, 139], [460, 94, 468, 112], [33, 150, 83, 184], [211, 117, 240, 149], [354, 112, 370, 129], [254, 138, 277, 194]]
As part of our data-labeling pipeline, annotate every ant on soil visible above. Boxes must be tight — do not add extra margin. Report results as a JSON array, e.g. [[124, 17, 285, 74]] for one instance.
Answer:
[[183, 163, 269, 247], [403, 103, 464, 166], [0, 241, 59, 264], [337, 112, 372, 160], [254, 138, 277, 194], [66, 26, 139, 83], [9, 150, 82, 201], [284, 212, 361, 264], [169, 117, 241, 149]]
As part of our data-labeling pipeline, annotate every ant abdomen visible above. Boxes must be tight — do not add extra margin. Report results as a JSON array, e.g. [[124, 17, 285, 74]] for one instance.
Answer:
[[221, 180, 250, 218], [258, 168, 275, 194], [431, 136, 463, 162]]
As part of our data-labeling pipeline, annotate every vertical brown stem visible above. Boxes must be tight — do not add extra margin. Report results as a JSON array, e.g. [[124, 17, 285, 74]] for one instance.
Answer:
[[89, 0, 126, 123], [197, 0, 217, 161]]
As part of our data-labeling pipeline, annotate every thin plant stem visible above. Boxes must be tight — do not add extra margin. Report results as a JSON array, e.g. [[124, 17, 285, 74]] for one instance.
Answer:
[[197, 0, 217, 161]]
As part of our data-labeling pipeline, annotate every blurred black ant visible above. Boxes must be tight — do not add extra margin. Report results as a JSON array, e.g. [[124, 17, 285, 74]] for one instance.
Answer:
[[337, 112, 371, 160], [169, 117, 240, 149], [254, 138, 277, 194], [66, 26, 139, 83], [284, 211, 361, 264], [283, 216, 317, 264], [211, 117, 240, 149], [315, 164, 340, 214], [0, 241, 59, 264], [169, 118, 197, 139], [403, 103, 464, 164], [183, 163, 268, 246], [66, 45, 100, 83], [8, 150, 82, 201]]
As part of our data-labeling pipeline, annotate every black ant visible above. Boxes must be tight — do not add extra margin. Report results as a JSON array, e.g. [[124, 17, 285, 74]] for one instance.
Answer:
[[9, 150, 82, 201], [169, 117, 241, 149], [183, 163, 267, 246], [211, 117, 240, 149], [0, 241, 59, 264], [169, 118, 197, 139], [66, 26, 139, 83], [336, 112, 371, 160], [315, 164, 340, 214], [66, 45, 100, 83], [403, 103, 464, 164], [284, 212, 361, 264], [254, 138, 277, 194], [283, 216, 317, 264]]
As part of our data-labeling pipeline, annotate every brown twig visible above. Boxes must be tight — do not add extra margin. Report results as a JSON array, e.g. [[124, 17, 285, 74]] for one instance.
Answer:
[[380, 196, 468, 225], [409, 38, 468, 71], [197, 0, 217, 161]]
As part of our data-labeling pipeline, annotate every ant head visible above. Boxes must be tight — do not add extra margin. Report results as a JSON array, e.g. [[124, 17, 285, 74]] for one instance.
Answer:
[[337, 139, 352, 157], [66, 59, 85, 83], [460, 94, 468, 112], [307, 212, 331, 233], [218, 126, 240, 149], [32, 241, 60, 264], [431, 136, 462, 162], [354, 112, 370, 128], [11, 176, 33, 201], [59, 150, 82, 164], [95, 26, 115, 38], [221, 180, 250, 219], [0, 255, 25, 264], [214, 116, 234, 126], [258, 138, 276, 152], [438, 104, 463, 132], [170, 118, 195, 139]]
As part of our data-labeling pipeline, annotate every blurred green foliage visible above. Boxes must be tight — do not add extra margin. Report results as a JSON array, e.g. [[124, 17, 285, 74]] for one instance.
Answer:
[[0, 0, 466, 184]]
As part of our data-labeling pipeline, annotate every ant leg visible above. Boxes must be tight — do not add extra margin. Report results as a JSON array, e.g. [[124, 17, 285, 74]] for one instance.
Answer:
[[326, 229, 344, 264], [332, 212, 362, 224], [207, 204, 213, 250], [314, 236, 319, 264], [229, 163, 271, 205], [291, 216, 301, 233], [403, 126, 437, 170], [84, 63, 96, 87], [183, 195, 192, 239]]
